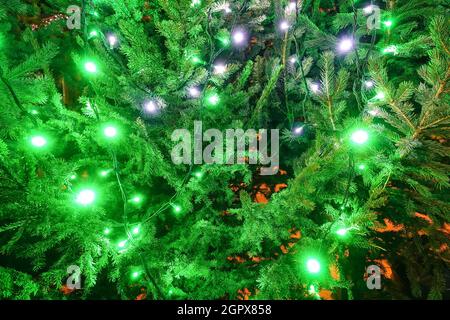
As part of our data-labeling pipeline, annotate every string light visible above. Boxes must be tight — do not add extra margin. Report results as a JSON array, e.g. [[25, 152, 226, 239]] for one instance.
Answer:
[[338, 37, 354, 53], [191, 0, 201, 7], [188, 86, 201, 98], [289, 56, 297, 64], [357, 164, 366, 170], [104, 228, 111, 235], [31, 136, 47, 148], [89, 30, 98, 38], [364, 80, 374, 88], [363, 5, 374, 15], [374, 91, 386, 100], [383, 45, 398, 55], [103, 126, 118, 138], [70, 175, 77, 180], [306, 258, 321, 274], [206, 92, 220, 106], [107, 33, 118, 48], [383, 20, 393, 28], [279, 20, 290, 32], [213, 63, 227, 75], [99, 170, 110, 177], [310, 83, 320, 93], [131, 271, 140, 279], [118, 240, 127, 248], [232, 29, 247, 47], [84, 61, 97, 73], [132, 226, 140, 234], [350, 129, 369, 145], [75, 189, 96, 206], [144, 100, 158, 113], [336, 228, 348, 236], [194, 171, 203, 178], [173, 205, 182, 214], [293, 126, 304, 136], [130, 196, 142, 204]]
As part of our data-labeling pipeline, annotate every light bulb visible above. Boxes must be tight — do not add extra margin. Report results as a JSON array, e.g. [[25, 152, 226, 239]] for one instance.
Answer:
[[214, 63, 227, 75], [232, 29, 246, 46], [31, 136, 47, 148], [289, 56, 297, 64], [145, 100, 158, 113], [104, 228, 111, 235], [118, 240, 127, 248], [84, 61, 97, 73], [103, 126, 117, 138], [188, 86, 201, 98], [293, 126, 304, 135], [306, 258, 321, 274], [363, 5, 373, 15], [310, 83, 320, 93], [351, 129, 369, 145], [76, 189, 96, 206], [279, 20, 290, 31], [336, 228, 348, 236], [338, 38, 354, 53], [364, 80, 374, 88], [132, 226, 140, 234], [107, 34, 118, 47]]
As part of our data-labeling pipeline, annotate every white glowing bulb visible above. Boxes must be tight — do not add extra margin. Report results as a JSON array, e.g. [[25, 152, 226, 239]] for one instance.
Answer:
[[363, 5, 373, 15], [364, 80, 374, 88], [310, 83, 320, 93], [188, 86, 201, 98], [279, 20, 290, 31], [145, 100, 158, 113], [289, 2, 297, 10], [338, 38, 354, 53], [293, 126, 304, 135], [214, 63, 227, 75], [108, 34, 118, 47], [289, 56, 297, 64], [232, 30, 245, 45]]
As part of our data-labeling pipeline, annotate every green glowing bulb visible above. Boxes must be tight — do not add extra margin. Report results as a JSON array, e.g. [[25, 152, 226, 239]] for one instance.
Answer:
[[70, 174, 77, 180], [103, 126, 117, 138], [383, 20, 393, 28], [131, 196, 141, 204], [191, 0, 201, 7], [132, 227, 140, 234], [191, 56, 202, 64], [76, 189, 96, 205], [206, 93, 220, 106], [220, 37, 230, 46], [89, 30, 98, 37], [100, 170, 109, 177], [31, 136, 47, 148], [131, 271, 140, 279], [351, 129, 369, 145], [104, 228, 111, 235], [306, 258, 321, 274], [358, 164, 366, 170], [336, 228, 348, 236], [173, 205, 182, 213], [194, 171, 203, 178], [118, 240, 127, 248], [84, 61, 97, 73], [31, 109, 38, 115]]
